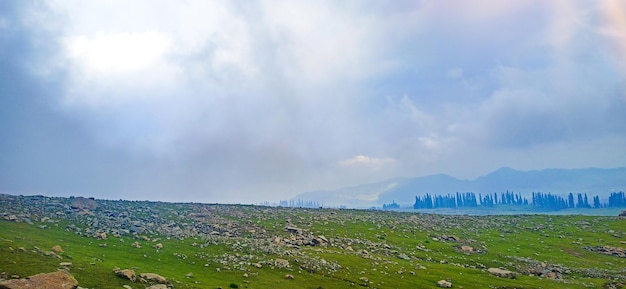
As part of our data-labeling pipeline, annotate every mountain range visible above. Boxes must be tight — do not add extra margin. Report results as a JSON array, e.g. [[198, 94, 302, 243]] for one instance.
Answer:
[[292, 167, 626, 207]]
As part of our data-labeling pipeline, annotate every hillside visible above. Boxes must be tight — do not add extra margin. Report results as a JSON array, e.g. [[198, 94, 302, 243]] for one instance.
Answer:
[[1, 194, 625, 289]]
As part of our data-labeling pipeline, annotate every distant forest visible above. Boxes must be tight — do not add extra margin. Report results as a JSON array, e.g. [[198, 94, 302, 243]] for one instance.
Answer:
[[260, 199, 326, 208], [407, 191, 626, 211]]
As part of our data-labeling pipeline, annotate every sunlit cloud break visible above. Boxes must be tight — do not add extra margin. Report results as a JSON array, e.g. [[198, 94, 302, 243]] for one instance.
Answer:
[[338, 155, 397, 168]]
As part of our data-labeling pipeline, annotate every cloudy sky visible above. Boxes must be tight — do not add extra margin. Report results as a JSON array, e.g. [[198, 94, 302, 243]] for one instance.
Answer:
[[1, 0, 625, 203]]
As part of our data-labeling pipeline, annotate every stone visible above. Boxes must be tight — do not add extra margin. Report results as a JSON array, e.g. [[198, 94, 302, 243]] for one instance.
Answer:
[[51, 245, 64, 253], [460, 245, 474, 253], [285, 226, 303, 234], [274, 258, 289, 268], [145, 285, 168, 289], [59, 262, 73, 267], [397, 253, 410, 260], [0, 271, 78, 289], [140, 273, 168, 284], [70, 197, 98, 211], [285, 274, 294, 280], [153, 243, 163, 250], [97, 232, 107, 240], [544, 272, 557, 279], [619, 210, 626, 217], [488, 268, 516, 279], [113, 268, 136, 282], [437, 279, 452, 288]]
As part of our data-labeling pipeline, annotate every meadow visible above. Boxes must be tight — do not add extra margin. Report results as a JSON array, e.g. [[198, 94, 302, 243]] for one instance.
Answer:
[[0, 195, 624, 289]]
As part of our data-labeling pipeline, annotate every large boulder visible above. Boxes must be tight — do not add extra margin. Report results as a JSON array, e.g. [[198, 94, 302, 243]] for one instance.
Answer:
[[113, 268, 136, 282], [488, 267, 516, 279], [51, 245, 64, 254], [437, 280, 452, 288], [0, 271, 78, 289], [140, 273, 168, 284], [70, 197, 98, 211]]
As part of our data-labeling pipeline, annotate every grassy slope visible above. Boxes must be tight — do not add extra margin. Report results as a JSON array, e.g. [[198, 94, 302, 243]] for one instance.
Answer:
[[0, 206, 624, 289]]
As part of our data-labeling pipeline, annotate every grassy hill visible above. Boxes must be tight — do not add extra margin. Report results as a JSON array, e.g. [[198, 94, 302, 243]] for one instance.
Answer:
[[0, 194, 624, 288]]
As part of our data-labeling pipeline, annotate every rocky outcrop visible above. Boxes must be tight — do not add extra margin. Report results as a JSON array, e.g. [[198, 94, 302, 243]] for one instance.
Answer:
[[585, 245, 626, 258], [113, 268, 136, 282], [0, 271, 78, 289]]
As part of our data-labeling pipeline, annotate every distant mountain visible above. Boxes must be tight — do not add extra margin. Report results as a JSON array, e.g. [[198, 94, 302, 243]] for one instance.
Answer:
[[291, 167, 626, 207]]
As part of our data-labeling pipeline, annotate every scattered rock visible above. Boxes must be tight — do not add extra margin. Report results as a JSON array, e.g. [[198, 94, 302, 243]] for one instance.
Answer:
[[274, 258, 290, 268], [96, 232, 107, 240], [619, 210, 626, 217], [544, 271, 558, 279], [153, 243, 163, 250], [285, 226, 304, 234], [397, 253, 410, 260], [185, 272, 194, 278], [145, 285, 168, 289], [285, 274, 294, 280], [488, 267, 516, 279], [437, 279, 452, 288], [51, 245, 64, 253], [140, 273, 168, 284], [113, 268, 136, 282], [585, 245, 626, 258], [460, 245, 474, 254], [0, 271, 78, 289], [70, 197, 98, 211], [59, 262, 73, 267], [441, 235, 460, 242]]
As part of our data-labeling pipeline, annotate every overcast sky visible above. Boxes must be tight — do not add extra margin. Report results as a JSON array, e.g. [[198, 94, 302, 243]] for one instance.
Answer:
[[1, 0, 625, 204]]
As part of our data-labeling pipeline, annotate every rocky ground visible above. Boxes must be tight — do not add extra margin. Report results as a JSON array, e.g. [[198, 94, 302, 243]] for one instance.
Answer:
[[0, 193, 625, 289]]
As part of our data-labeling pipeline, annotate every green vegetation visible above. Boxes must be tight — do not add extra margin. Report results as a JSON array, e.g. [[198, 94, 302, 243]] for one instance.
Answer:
[[0, 195, 624, 289]]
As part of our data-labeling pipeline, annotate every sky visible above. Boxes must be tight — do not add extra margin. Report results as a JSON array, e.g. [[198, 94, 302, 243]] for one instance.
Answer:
[[1, 0, 626, 204]]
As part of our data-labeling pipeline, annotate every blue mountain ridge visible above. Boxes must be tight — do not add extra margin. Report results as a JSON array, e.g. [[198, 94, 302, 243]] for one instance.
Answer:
[[292, 167, 626, 207]]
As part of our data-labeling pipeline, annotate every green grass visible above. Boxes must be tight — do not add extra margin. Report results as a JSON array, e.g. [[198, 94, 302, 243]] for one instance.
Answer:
[[0, 203, 625, 289]]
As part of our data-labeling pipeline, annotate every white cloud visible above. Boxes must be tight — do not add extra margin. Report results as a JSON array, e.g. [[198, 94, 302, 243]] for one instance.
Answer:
[[66, 31, 171, 73], [338, 155, 396, 168]]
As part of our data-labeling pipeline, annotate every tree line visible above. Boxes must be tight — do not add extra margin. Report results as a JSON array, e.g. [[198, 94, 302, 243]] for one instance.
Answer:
[[410, 191, 626, 211]]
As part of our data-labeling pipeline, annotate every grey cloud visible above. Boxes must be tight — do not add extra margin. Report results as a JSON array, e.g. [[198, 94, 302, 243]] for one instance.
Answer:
[[1, 1, 625, 204]]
